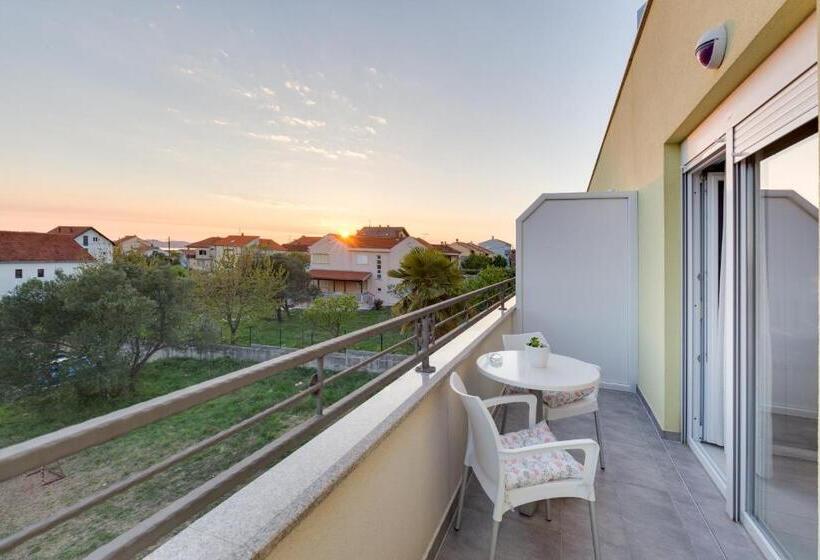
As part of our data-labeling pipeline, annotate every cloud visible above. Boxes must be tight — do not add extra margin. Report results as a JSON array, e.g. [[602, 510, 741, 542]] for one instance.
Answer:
[[211, 119, 232, 126], [218, 49, 230, 59], [285, 80, 311, 95], [367, 67, 378, 75], [260, 103, 281, 112], [340, 150, 368, 160], [304, 99, 317, 106], [260, 86, 275, 96], [281, 116, 326, 129], [368, 115, 387, 125], [294, 145, 339, 160], [246, 132, 293, 143], [364, 126, 377, 135], [177, 67, 197, 76], [233, 88, 257, 99]]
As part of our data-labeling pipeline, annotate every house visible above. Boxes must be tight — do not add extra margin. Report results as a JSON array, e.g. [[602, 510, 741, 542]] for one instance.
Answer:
[[282, 235, 322, 253], [448, 239, 495, 262], [432, 242, 461, 263], [115, 235, 162, 257], [308, 230, 452, 305], [186, 235, 285, 271], [355, 225, 410, 239], [48, 226, 113, 263], [478, 236, 512, 262], [0, 231, 94, 294]]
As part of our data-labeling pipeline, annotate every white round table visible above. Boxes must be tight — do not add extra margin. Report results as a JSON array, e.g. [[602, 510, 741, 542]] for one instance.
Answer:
[[476, 350, 601, 422]]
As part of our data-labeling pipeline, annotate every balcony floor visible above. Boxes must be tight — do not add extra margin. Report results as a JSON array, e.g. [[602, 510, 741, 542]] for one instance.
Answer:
[[437, 390, 763, 560]]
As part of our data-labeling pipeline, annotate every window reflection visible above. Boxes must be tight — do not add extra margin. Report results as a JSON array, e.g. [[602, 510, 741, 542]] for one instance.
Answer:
[[752, 128, 818, 559]]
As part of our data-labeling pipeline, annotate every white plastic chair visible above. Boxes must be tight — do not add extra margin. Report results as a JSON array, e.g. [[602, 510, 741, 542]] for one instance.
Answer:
[[502, 332, 606, 469], [450, 372, 600, 560]]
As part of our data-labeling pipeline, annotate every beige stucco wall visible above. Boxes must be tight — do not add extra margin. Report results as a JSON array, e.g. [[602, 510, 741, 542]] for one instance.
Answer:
[[589, 0, 816, 431], [263, 311, 514, 560]]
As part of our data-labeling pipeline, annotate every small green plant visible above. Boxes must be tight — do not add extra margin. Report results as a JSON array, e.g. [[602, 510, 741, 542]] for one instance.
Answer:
[[526, 336, 544, 348]]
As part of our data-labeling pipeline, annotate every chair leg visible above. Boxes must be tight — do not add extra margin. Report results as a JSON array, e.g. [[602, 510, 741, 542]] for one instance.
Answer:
[[489, 519, 500, 560], [500, 403, 509, 433], [593, 411, 606, 470], [544, 499, 552, 521], [455, 466, 469, 531], [588, 501, 600, 560]]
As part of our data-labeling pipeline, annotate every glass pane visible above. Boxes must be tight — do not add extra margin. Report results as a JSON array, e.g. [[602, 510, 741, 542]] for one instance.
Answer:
[[751, 131, 818, 559]]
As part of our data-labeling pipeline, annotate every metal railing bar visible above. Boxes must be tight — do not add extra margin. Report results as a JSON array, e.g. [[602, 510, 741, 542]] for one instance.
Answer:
[[434, 292, 501, 329], [0, 383, 319, 553], [89, 295, 514, 558], [323, 334, 417, 387], [86, 351, 424, 560], [0, 277, 513, 483]]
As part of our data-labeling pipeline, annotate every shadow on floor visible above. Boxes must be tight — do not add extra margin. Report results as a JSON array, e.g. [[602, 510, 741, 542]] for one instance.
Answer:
[[436, 390, 763, 560]]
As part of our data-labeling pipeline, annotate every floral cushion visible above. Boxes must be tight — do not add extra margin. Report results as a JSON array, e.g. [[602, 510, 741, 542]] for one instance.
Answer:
[[499, 421, 583, 490], [542, 385, 595, 408]]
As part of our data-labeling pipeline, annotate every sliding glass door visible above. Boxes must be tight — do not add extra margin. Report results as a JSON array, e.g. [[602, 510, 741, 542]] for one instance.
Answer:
[[742, 121, 818, 560]]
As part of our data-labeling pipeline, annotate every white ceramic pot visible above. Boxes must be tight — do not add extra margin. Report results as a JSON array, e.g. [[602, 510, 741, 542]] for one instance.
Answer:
[[525, 343, 551, 368]]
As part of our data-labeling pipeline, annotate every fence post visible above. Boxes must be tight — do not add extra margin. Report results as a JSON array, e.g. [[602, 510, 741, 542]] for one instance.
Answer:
[[314, 355, 325, 416], [380, 333, 384, 352], [415, 314, 435, 373], [279, 328, 282, 347], [249, 326, 253, 346]]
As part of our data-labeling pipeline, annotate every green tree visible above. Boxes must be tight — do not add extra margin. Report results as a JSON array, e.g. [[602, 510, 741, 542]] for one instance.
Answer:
[[461, 253, 492, 272], [267, 253, 318, 321], [194, 250, 287, 343], [303, 294, 358, 338], [388, 248, 463, 319], [0, 261, 202, 399], [491, 254, 508, 268]]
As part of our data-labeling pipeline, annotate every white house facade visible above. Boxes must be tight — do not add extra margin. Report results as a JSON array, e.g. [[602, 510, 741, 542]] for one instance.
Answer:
[[478, 237, 512, 261], [49, 226, 114, 263], [0, 231, 94, 295], [308, 234, 429, 306]]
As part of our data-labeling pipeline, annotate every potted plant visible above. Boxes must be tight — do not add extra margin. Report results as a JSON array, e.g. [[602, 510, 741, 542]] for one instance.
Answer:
[[524, 336, 551, 368]]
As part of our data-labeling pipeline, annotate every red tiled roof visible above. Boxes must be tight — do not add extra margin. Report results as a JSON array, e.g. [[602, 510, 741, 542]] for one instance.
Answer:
[[188, 235, 259, 248], [309, 269, 371, 281], [356, 226, 409, 239], [332, 234, 402, 250], [283, 235, 322, 252], [258, 238, 285, 251], [434, 243, 460, 255], [0, 231, 95, 263], [49, 226, 112, 244]]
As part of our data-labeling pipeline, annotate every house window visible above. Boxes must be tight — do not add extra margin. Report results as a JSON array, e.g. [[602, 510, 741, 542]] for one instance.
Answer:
[[14, 269, 22, 279], [82, 235, 89, 246], [311, 253, 330, 265], [37, 268, 44, 278], [198, 249, 207, 256], [93, 236, 98, 242], [355, 254, 368, 265]]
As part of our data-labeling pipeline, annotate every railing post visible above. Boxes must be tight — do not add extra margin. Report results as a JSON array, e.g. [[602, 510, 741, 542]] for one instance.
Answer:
[[415, 314, 435, 373], [314, 355, 325, 416], [498, 285, 507, 311]]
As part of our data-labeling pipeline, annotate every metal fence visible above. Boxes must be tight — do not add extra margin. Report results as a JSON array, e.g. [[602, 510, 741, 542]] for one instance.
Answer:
[[0, 278, 514, 558]]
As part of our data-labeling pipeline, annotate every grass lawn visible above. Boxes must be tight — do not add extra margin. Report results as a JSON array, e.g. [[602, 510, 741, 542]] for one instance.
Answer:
[[227, 307, 416, 354], [0, 357, 373, 559]]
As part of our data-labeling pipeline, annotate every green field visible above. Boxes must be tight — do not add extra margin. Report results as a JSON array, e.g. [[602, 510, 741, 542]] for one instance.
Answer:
[[227, 307, 417, 354], [0, 357, 373, 559]]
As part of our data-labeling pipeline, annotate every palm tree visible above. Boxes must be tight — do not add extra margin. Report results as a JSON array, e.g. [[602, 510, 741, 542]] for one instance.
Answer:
[[388, 248, 463, 322]]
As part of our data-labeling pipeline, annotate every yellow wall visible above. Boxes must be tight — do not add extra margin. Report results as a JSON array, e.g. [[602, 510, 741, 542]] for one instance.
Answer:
[[588, 0, 816, 431]]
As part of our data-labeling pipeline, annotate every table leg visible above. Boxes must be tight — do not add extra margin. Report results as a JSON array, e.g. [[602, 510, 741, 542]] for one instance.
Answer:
[[518, 389, 545, 518]]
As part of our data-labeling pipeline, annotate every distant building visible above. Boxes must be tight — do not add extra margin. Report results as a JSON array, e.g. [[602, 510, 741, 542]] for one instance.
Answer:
[[432, 242, 461, 263], [308, 227, 452, 306], [448, 240, 495, 263], [48, 226, 113, 263], [282, 235, 322, 253], [116, 235, 163, 257], [186, 235, 285, 271], [479, 237, 513, 262], [355, 226, 410, 240], [0, 231, 94, 294]]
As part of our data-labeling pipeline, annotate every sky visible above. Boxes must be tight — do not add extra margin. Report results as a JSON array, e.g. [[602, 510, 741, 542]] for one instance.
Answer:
[[0, 1, 642, 246]]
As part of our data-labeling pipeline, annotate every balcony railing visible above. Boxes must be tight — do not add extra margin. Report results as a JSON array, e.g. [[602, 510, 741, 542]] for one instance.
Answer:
[[0, 277, 514, 559]]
